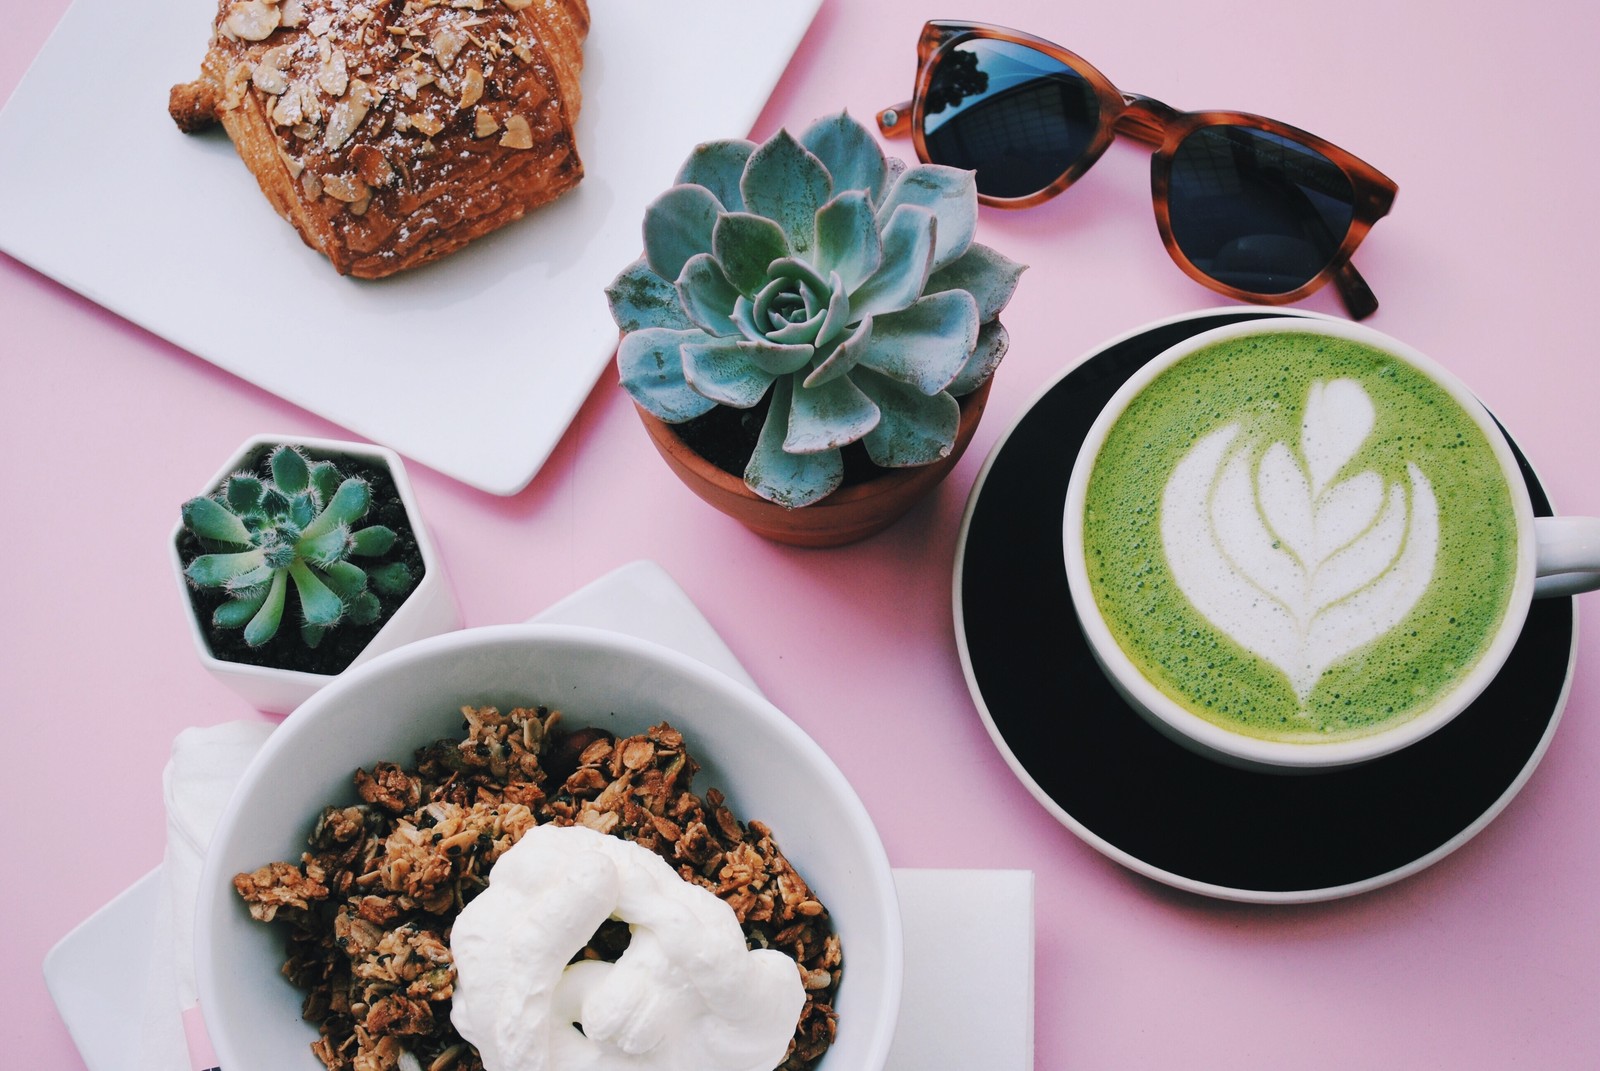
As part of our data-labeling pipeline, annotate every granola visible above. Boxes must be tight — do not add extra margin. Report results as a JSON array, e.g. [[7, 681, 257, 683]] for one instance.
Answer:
[[233, 706, 841, 1071]]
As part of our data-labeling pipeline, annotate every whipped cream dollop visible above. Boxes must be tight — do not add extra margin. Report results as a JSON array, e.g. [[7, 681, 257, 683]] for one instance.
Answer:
[[449, 823, 805, 1071], [1161, 378, 1439, 702]]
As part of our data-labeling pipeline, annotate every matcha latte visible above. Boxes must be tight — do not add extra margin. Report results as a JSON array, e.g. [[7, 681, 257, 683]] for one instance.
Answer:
[[1079, 330, 1522, 744]]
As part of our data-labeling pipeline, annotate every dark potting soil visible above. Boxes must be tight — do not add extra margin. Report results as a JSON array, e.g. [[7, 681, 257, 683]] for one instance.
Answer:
[[176, 443, 426, 677], [671, 393, 891, 487]]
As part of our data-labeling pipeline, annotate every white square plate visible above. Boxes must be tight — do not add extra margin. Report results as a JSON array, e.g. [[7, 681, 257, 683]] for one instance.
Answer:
[[0, 0, 822, 494]]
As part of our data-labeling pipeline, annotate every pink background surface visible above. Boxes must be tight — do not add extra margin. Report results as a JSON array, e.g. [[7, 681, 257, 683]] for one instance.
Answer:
[[4, 0, 1599, 1067]]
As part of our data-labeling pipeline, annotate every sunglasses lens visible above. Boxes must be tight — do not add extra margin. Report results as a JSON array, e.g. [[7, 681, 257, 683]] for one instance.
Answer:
[[920, 39, 1100, 199], [1167, 125, 1356, 294]]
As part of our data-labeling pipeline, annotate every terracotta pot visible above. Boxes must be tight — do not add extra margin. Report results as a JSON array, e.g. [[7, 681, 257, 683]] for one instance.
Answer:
[[636, 379, 994, 547]]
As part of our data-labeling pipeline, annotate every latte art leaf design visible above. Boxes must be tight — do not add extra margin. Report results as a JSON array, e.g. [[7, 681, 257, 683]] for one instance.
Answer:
[[1160, 379, 1439, 704]]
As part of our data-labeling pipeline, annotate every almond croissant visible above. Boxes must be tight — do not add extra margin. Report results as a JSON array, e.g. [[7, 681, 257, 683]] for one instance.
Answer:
[[170, 0, 587, 278]]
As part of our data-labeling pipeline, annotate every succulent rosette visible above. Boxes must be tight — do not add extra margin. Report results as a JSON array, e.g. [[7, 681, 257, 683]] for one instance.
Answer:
[[607, 110, 1025, 508]]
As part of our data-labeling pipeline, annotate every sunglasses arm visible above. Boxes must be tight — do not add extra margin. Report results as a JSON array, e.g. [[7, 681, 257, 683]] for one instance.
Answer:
[[877, 101, 914, 138], [1333, 261, 1379, 320]]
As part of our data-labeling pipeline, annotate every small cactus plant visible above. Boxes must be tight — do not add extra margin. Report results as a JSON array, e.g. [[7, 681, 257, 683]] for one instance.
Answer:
[[608, 110, 1025, 508], [179, 444, 415, 648]]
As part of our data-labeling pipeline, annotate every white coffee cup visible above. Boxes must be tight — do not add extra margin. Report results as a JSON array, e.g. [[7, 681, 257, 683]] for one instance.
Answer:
[[1063, 319, 1600, 772]]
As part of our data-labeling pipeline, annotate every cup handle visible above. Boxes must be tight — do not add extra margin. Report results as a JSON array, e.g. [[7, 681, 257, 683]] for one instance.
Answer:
[[1534, 516, 1600, 598]]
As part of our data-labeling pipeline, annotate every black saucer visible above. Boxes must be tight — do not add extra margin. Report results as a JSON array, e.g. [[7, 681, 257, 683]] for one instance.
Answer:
[[954, 308, 1576, 901]]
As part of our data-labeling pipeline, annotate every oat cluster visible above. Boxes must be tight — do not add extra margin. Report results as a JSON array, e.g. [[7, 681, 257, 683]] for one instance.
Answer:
[[233, 706, 841, 1071]]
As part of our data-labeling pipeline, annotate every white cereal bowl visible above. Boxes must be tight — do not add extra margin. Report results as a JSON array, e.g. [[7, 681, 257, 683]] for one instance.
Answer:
[[196, 623, 902, 1071]]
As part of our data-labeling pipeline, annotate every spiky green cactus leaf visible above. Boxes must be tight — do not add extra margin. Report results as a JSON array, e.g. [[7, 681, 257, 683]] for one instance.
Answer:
[[856, 367, 961, 467], [856, 290, 979, 395], [676, 254, 743, 338], [182, 496, 254, 546], [814, 191, 883, 293], [877, 165, 977, 271], [946, 319, 1010, 398], [368, 561, 414, 596], [346, 591, 382, 625], [224, 475, 264, 514], [243, 571, 288, 646], [712, 213, 790, 297], [848, 204, 935, 322], [309, 462, 341, 506], [186, 548, 268, 587], [350, 525, 397, 557], [269, 445, 311, 495], [926, 242, 1028, 324], [744, 377, 844, 508], [741, 128, 831, 257], [298, 524, 353, 569], [320, 560, 368, 599], [259, 486, 293, 520], [302, 478, 371, 541], [288, 492, 317, 530], [800, 111, 888, 206], [783, 371, 880, 454], [213, 586, 270, 629], [675, 139, 756, 213], [289, 561, 343, 627], [607, 258, 696, 333], [644, 184, 723, 284]]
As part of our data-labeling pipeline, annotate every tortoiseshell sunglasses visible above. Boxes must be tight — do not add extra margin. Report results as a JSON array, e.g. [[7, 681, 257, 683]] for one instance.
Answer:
[[878, 22, 1398, 319]]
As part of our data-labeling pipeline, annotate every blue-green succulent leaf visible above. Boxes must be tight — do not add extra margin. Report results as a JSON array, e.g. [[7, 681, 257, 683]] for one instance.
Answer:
[[753, 275, 822, 345], [814, 271, 852, 350], [301, 623, 327, 649], [290, 561, 344, 627], [182, 496, 253, 545], [855, 366, 962, 468], [349, 525, 397, 557], [308, 462, 341, 507], [741, 128, 832, 258], [814, 191, 882, 294], [617, 327, 720, 422], [243, 570, 288, 646], [878, 165, 977, 272], [848, 204, 936, 322], [302, 478, 371, 541], [347, 591, 382, 625], [269, 445, 311, 495], [681, 340, 781, 409], [712, 213, 790, 298], [743, 376, 844, 508], [298, 523, 352, 568], [799, 111, 888, 205], [259, 487, 292, 520], [803, 319, 872, 388], [607, 258, 695, 333], [226, 564, 277, 591], [925, 242, 1027, 323], [730, 295, 766, 343], [946, 319, 1011, 397], [643, 184, 723, 284], [784, 370, 881, 454], [857, 290, 979, 395], [368, 561, 414, 596], [675, 254, 742, 338], [224, 475, 264, 515], [675, 139, 756, 212], [320, 560, 368, 600], [185, 548, 268, 588], [213, 587, 270, 629]]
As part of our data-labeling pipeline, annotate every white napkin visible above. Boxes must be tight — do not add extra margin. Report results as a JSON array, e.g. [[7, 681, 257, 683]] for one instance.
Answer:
[[136, 721, 276, 1071]]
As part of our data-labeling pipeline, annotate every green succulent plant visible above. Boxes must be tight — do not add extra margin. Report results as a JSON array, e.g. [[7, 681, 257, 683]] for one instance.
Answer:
[[608, 110, 1025, 508], [179, 445, 415, 649]]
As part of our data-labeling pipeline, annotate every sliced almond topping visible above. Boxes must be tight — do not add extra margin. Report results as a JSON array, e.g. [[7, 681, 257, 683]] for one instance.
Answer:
[[458, 66, 484, 109], [324, 79, 376, 151], [224, 0, 280, 41], [472, 106, 498, 138], [431, 29, 466, 70], [351, 145, 395, 187], [318, 51, 349, 97], [279, 0, 305, 27], [408, 112, 445, 137], [499, 113, 532, 150], [301, 170, 324, 200], [321, 174, 370, 203], [500, 0, 533, 9]]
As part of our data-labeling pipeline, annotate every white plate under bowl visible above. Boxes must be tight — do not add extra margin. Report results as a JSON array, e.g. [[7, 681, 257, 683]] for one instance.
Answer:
[[195, 622, 903, 1071], [0, 0, 822, 494]]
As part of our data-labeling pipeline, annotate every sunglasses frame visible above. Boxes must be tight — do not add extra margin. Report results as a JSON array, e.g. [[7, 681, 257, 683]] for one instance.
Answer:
[[878, 21, 1398, 319]]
